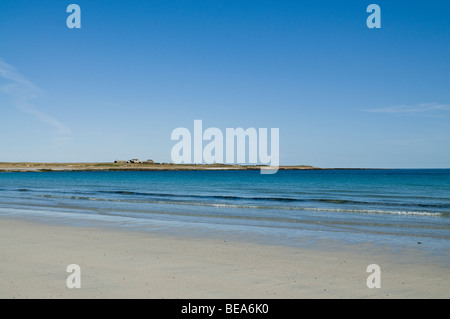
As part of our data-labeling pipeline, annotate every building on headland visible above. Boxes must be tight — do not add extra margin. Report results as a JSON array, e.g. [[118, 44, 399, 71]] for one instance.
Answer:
[[114, 159, 158, 164], [114, 158, 160, 165]]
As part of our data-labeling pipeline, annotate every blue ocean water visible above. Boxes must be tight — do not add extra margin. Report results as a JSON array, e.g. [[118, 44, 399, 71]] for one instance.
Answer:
[[0, 169, 449, 251]]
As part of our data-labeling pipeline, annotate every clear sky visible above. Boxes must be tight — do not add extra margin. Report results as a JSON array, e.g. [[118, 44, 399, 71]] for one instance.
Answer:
[[0, 0, 449, 168]]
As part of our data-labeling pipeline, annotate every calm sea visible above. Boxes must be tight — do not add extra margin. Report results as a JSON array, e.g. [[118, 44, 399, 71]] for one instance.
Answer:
[[1, 169, 449, 252]]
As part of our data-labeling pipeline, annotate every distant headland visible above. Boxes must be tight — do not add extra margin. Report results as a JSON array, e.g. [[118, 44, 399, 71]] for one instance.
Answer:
[[0, 160, 320, 172]]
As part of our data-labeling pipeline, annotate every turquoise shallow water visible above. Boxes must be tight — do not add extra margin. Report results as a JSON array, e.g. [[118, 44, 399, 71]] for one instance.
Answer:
[[0, 169, 449, 252]]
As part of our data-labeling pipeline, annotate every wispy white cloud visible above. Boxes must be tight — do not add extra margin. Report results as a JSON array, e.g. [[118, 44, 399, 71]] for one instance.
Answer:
[[0, 58, 71, 136], [362, 103, 450, 114]]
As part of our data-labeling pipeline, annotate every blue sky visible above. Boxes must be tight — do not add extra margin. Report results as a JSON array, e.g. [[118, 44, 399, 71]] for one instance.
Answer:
[[0, 0, 449, 167]]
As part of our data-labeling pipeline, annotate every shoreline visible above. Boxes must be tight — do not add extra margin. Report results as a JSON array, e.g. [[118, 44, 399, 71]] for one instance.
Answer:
[[0, 162, 319, 172], [1, 216, 449, 299], [1, 163, 448, 173]]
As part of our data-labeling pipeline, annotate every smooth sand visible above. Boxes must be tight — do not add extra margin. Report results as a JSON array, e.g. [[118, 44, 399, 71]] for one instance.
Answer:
[[0, 217, 448, 299]]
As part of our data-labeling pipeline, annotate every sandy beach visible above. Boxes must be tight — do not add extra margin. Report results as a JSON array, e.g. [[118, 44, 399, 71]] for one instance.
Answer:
[[0, 217, 448, 299]]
